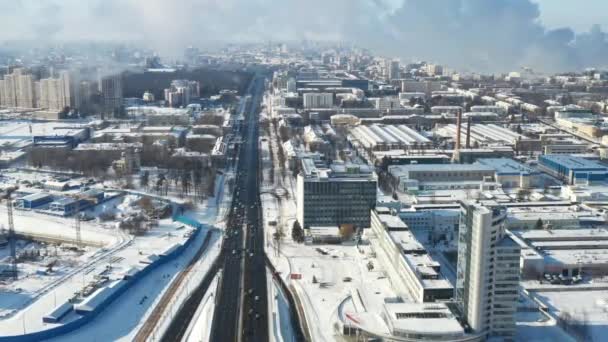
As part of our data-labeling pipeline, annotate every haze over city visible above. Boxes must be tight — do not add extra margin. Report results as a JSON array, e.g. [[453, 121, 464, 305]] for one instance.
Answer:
[[1, 0, 608, 71]]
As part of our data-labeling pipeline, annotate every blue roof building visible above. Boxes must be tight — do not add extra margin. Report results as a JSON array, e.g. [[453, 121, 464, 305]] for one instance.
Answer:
[[15, 193, 53, 209], [476, 158, 541, 188], [49, 197, 90, 216], [539, 155, 608, 185]]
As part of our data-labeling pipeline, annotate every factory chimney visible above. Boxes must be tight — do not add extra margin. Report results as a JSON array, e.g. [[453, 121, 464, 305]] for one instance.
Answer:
[[466, 116, 471, 149], [455, 109, 462, 152]]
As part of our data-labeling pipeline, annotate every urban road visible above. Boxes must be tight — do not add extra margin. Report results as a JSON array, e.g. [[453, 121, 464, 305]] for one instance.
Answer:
[[209, 74, 268, 342], [158, 75, 267, 342]]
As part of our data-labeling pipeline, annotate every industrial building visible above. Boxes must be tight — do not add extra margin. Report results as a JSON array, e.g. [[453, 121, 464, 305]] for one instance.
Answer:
[[470, 105, 506, 115], [506, 204, 605, 230], [15, 193, 54, 209], [388, 164, 495, 192], [302, 93, 333, 109], [435, 123, 525, 146], [398, 204, 460, 231], [370, 209, 454, 303], [475, 158, 542, 188], [348, 124, 431, 152], [538, 154, 608, 185], [49, 197, 88, 216], [431, 106, 462, 115], [511, 229, 608, 279], [456, 201, 520, 340], [296, 159, 377, 229]]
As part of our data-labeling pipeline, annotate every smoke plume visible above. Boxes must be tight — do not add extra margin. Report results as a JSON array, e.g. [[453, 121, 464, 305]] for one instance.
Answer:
[[0, 0, 606, 72]]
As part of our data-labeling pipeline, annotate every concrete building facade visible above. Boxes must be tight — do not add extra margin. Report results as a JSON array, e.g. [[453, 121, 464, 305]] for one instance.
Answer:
[[296, 159, 377, 229], [456, 200, 520, 340]]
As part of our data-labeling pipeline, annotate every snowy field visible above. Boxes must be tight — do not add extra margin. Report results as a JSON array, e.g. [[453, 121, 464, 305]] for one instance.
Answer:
[[0, 239, 102, 318], [0, 217, 189, 337], [0, 169, 231, 340], [530, 289, 608, 341], [265, 210, 397, 342]]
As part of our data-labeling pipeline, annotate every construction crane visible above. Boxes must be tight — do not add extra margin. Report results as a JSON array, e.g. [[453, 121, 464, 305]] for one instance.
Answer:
[[3, 186, 18, 280]]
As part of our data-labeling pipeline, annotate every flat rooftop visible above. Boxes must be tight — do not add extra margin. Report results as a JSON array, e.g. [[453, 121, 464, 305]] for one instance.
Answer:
[[384, 303, 464, 335], [389, 231, 424, 252], [476, 158, 539, 175], [514, 228, 608, 242], [540, 155, 608, 171], [376, 213, 408, 230], [389, 163, 494, 174]]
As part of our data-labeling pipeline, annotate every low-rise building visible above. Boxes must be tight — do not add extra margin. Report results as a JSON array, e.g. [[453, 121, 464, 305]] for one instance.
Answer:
[[539, 154, 608, 185], [370, 209, 454, 302], [475, 158, 541, 188], [511, 228, 608, 279], [381, 303, 465, 340], [388, 164, 495, 192], [15, 193, 53, 209]]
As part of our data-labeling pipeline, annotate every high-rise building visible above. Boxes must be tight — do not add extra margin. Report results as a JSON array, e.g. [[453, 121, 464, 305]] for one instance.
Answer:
[[100, 74, 124, 117], [0, 72, 18, 108], [74, 80, 97, 113], [456, 200, 521, 340], [296, 159, 377, 229], [387, 59, 400, 81], [38, 72, 73, 112], [426, 64, 444, 76], [164, 80, 200, 107], [286, 78, 296, 93], [0, 68, 76, 112], [16, 73, 36, 108]]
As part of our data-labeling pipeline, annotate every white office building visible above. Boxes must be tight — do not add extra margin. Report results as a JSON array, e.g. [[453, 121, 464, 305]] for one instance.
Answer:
[[456, 200, 520, 340], [303, 92, 333, 109], [370, 97, 401, 110], [286, 77, 297, 93]]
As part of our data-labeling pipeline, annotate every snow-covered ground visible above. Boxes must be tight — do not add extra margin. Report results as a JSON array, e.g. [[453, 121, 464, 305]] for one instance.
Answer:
[[0, 207, 129, 321], [183, 273, 220, 342], [0, 169, 232, 340], [528, 289, 608, 341], [0, 218, 189, 336], [262, 173, 397, 342], [0, 239, 102, 318]]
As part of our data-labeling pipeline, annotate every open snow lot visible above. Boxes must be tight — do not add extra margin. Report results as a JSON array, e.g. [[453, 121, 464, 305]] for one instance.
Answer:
[[0, 239, 101, 318], [267, 234, 397, 342], [0, 170, 227, 339], [0, 217, 191, 337], [531, 290, 608, 341]]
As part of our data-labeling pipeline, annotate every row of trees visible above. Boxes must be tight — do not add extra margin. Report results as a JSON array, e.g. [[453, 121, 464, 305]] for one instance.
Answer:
[[140, 167, 216, 201]]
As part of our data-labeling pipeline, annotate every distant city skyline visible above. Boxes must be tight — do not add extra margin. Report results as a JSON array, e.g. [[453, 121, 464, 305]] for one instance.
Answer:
[[0, 1, 607, 72]]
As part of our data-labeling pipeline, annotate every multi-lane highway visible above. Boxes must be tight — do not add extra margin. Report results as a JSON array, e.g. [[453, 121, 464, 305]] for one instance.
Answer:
[[209, 75, 268, 342]]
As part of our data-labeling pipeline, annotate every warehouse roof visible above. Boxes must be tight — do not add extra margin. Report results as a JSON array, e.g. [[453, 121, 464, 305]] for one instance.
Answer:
[[540, 154, 608, 171], [476, 158, 540, 176]]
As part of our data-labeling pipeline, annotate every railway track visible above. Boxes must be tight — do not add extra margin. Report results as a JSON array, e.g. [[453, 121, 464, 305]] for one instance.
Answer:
[[134, 231, 214, 341]]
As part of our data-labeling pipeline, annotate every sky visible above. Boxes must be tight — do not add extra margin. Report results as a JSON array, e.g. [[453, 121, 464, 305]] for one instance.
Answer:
[[534, 0, 607, 32], [0, 0, 606, 73]]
